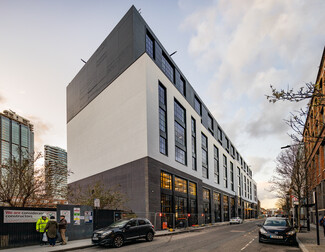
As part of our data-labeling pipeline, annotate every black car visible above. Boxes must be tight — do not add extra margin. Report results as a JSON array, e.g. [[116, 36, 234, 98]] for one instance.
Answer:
[[258, 217, 296, 245], [92, 218, 155, 248]]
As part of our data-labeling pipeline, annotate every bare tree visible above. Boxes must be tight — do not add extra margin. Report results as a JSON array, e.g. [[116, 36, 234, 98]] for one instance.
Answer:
[[266, 82, 325, 143], [68, 181, 128, 210], [0, 151, 69, 207], [270, 144, 306, 230]]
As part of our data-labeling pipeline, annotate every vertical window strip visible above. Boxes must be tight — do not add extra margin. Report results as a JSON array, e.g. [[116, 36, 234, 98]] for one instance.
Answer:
[[159, 83, 167, 155]]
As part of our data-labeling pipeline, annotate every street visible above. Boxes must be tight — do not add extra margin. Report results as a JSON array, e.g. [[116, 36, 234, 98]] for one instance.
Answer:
[[77, 220, 300, 252]]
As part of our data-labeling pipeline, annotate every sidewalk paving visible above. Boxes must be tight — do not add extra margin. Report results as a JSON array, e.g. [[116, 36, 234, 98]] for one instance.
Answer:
[[297, 224, 325, 252], [0, 219, 259, 252]]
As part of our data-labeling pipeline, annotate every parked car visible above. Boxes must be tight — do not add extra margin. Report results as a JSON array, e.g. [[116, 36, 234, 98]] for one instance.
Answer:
[[92, 218, 155, 248], [230, 217, 243, 224], [258, 217, 296, 245]]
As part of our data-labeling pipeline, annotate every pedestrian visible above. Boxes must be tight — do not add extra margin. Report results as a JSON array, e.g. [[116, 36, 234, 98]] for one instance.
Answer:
[[36, 213, 49, 246], [59, 215, 68, 245], [319, 214, 325, 237], [45, 216, 59, 247]]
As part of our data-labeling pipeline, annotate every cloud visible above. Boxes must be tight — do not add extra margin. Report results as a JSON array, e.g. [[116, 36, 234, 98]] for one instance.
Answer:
[[180, 0, 325, 208], [27, 115, 51, 153], [0, 93, 6, 104]]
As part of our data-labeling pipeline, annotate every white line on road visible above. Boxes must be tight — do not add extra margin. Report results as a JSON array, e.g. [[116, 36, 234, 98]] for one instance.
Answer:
[[240, 236, 257, 251]]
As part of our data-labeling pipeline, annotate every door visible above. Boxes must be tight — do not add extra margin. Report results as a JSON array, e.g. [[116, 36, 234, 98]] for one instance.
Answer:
[[124, 219, 139, 240]]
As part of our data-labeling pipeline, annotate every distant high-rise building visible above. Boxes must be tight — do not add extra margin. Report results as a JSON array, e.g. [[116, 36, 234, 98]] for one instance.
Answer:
[[0, 110, 34, 164], [44, 145, 68, 199]]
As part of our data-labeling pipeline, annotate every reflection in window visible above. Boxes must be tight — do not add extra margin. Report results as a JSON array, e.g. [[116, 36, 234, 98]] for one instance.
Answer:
[[223, 155, 228, 188], [191, 117, 196, 171], [202, 133, 208, 178], [161, 172, 172, 190], [161, 193, 172, 213], [175, 177, 187, 193], [203, 188, 210, 200], [230, 162, 234, 191], [189, 182, 197, 196], [159, 83, 167, 155], [162, 54, 174, 82], [214, 146, 219, 184], [175, 147, 186, 164], [194, 97, 201, 116], [145, 33, 154, 59]]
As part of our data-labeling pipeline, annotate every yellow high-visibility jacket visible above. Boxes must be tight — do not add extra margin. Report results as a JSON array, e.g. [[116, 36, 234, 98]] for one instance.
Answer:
[[36, 217, 49, 232]]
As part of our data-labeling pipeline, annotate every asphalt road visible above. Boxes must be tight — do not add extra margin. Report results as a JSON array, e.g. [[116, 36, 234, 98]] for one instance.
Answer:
[[78, 220, 301, 252]]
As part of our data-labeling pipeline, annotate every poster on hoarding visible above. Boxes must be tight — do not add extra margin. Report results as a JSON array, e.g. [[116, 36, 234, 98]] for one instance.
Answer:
[[60, 210, 71, 224], [84, 211, 93, 223], [73, 208, 80, 225], [4, 210, 57, 223]]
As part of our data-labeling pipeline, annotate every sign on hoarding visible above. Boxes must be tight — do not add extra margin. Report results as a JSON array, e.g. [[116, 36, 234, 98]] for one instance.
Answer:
[[73, 208, 80, 225], [60, 210, 71, 224], [3, 210, 57, 223]]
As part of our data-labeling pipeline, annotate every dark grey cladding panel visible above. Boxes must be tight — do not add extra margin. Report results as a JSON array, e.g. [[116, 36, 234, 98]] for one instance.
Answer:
[[67, 6, 146, 122], [68, 157, 148, 213]]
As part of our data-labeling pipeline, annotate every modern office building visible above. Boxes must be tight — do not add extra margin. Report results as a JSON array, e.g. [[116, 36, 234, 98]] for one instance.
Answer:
[[0, 110, 34, 165], [304, 47, 325, 223], [44, 145, 68, 199], [67, 6, 258, 227]]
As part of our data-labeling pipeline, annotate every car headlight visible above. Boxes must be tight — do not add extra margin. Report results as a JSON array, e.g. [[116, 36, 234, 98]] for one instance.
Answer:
[[102, 230, 112, 237], [260, 228, 267, 234], [286, 230, 295, 236]]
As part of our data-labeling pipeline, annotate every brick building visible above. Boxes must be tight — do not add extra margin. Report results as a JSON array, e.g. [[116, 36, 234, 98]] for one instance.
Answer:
[[304, 47, 325, 223]]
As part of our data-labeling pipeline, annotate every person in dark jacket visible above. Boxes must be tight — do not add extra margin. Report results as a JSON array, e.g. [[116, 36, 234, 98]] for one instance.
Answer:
[[59, 215, 67, 245], [45, 216, 59, 247]]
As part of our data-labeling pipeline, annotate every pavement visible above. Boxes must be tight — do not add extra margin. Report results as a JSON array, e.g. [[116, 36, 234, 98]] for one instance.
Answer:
[[297, 224, 325, 252], [0, 221, 233, 252]]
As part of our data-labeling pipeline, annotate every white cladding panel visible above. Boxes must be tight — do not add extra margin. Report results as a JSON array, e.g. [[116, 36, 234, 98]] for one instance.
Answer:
[[67, 55, 148, 183]]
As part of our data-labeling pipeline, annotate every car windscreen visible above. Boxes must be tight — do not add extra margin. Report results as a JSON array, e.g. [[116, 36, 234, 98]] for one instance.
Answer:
[[109, 220, 130, 228], [264, 219, 289, 227]]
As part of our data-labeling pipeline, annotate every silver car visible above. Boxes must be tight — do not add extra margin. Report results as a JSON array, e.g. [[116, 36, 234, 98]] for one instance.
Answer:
[[230, 217, 243, 224]]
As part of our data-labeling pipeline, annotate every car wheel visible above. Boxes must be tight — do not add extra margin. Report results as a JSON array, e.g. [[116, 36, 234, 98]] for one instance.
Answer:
[[146, 232, 154, 242], [113, 235, 124, 248]]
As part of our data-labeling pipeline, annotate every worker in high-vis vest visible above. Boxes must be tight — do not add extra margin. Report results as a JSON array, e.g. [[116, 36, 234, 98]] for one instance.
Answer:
[[36, 213, 49, 245]]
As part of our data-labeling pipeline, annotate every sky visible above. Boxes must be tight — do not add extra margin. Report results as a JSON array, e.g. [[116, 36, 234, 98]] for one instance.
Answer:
[[1, 0, 325, 209]]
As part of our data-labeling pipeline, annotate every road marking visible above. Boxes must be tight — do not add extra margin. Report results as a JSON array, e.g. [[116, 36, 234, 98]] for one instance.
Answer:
[[240, 236, 257, 251]]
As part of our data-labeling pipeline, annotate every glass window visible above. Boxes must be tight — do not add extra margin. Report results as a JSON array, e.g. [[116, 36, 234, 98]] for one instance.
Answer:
[[138, 219, 146, 225], [203, 188, 210, 200], [21, 125, 28, 147], [174, 101, 185, 123], [208, 114, 213, 131], [161, 193, 172, 213], [159, 84, 166, 105], [175, 177, 187, 193], [1, 117, 10, 141], [159, 108, 167, 133], [175, 122, 185, 146], [175, 147, 186, 165], [1, 140, 10, 164], [230, 162, 234, 191], [201, 133, 208, 178], [145, 33, 154, 59], [128, 219, 137, 227], [12, 121, 20, 145], [225, 137, 229, 151], [159, 136, 167, 155], [217, 127, 222, 142], [230, 145, 235, 157], [194, 97, 201, 116], [176, 76, 186, 96], [12, 144, 20, 162], [175, 196, 187, 215], [237, 167, 241, 196], [162, 55, 174, 82], [191, 117, 196, 135], [214, 146, 219, 184], [189, 182, 197, 196], [161, 172, 172, 190], [223, 195, 229, 221], [223, 155, 228, 188], [159, 83, 167, 156], [244, 175, 247, 197]]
